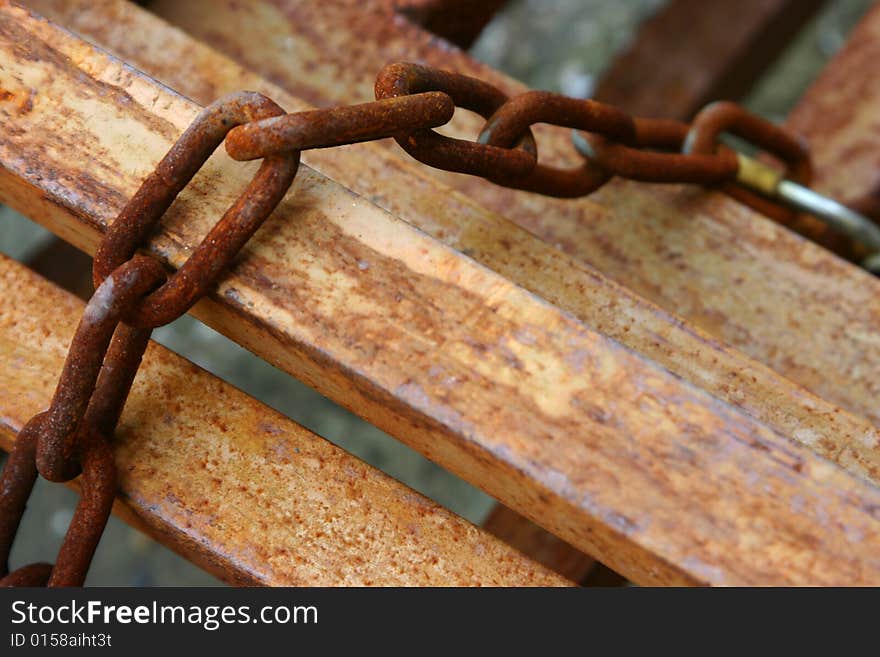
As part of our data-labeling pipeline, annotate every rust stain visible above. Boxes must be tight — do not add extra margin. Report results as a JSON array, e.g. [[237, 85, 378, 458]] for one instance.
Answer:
[[140, 0, 880, 431], [0, 252, 566, 586], [8, 0, 880, 586]]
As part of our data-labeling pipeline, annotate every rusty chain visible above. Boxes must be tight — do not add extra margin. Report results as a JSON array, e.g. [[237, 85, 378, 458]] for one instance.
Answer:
[[3, 62, 879, 587], [0, 91, 298, 586]]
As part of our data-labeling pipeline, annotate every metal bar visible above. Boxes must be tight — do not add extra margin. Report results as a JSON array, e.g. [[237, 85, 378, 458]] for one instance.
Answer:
[[34, 0, 880, 522], [787, 7, 880, 204], [32, 0, 588, 574], [581, 0, 867, 573], [129, 0, 832, 581], [0, 254, 565, 586], [593, 0, 827, 118], [6, 1, 880, 585], [136, 0, 880, 581], [140, 0, 880, 433]]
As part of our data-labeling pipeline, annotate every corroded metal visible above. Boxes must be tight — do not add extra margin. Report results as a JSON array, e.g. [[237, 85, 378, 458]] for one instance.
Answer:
[[593, 0, 828, 119], [1, 254, 164, 586], [685, 100, 812, 227], [35, 256, 165, 483], [0, 414, 116, 587], [131, 2, 880, 438], [3, 91, 301, 586], [397, 0, 508, 49], [0, 254, 567, 587], [374, 62, 537, 180], [572, 117, 738, 184], [94, 92, 299, 329], [5, 1, 880, 584], [371, 61, 872, 263], [226, 92, 454, 160]]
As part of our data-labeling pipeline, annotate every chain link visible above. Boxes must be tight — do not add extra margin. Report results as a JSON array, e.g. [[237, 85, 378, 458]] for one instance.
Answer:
[[373, 63, 879, 261], [94, 92, 300, 329], [476, 90, 634, 196], [3, 62, 878, 587], [373, 62, 539, 180], [1, 92, 298, 586]]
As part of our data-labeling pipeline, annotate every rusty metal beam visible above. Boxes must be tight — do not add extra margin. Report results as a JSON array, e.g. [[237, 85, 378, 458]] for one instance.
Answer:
[[53, 0, 595, 580], [787, 9, 880, 201], [32, 0, 584, 578], [0, 254, 565, 586], [33, 0, 880, 496], [594, 0, 827, 118], [4, 2, 880, 584], [56, 0, 880, 578], [141, 0, 880, 434]]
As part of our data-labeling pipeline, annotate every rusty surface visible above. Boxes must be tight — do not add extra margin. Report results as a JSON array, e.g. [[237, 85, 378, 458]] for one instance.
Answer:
[[578, 109, 855, 255], [686, 101, 813, 183], [45, 426, 116, 587], [373, 62, 804, 204], [373, 62, 537, 180], [0, 414, 116, 587], [593, 0, 828, 119], [0, 425, 39, 581], [686, 100, 814, 228], [134, 0, 876, 580], [576, 118, 739, 184], [138, 0, 880, 434], [0, 253, 566, 586], [3, 0, 686, 575], [34, 256, 164, 483], [1, 253, 165, 585], [1, 562, 53, 587], [787, 9, 880, 204], [474, 89, 631, 197], [12, 75, 468, 585], [6, 61, 463, 585], [95, 92, 299, 329], [373, 59, 841, 230], [784, 11, 880, 255], [5, 3, 880, 585], [374, 59, 860, 258]]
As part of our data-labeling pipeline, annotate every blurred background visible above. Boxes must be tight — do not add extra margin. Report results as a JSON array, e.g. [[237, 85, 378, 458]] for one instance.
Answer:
[[0, 0, 874, 585]]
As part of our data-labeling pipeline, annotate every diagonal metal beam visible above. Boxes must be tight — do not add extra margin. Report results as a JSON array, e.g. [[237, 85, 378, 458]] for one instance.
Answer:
[[25, 0, 880, 490], [142, 0, 880, 434], [4, 2, 880, 584], [53, 0, 860, 585], [0, 254, 566, 586]]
